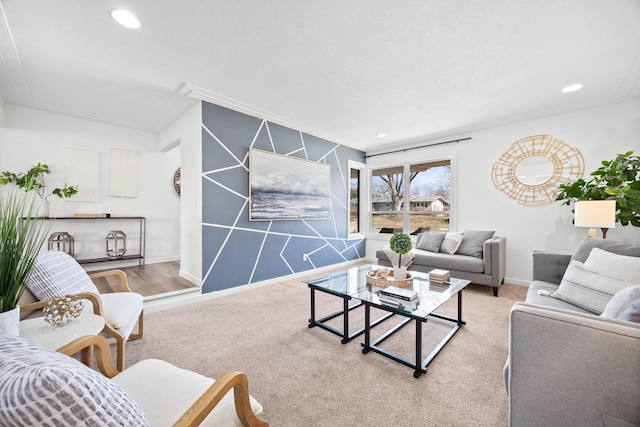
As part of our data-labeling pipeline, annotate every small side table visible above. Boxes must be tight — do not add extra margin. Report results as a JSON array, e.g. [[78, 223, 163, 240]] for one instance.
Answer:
[[20, 312, 105, 366]]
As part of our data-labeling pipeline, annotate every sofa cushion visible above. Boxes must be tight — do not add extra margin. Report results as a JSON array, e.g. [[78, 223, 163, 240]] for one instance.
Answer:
[[25, 251, 99, 302], [526, 280, 593, 314], [416, 232, 446, 252], [601, 285, 640, 319], [440, 232, 464, 255], [551, 261, 635, 314], [571, 237, 640, 263], [0, 330, 149, 426], [456, 230, 495, 258], [584, 248, 640, 285], [412, 250, 484, 273]]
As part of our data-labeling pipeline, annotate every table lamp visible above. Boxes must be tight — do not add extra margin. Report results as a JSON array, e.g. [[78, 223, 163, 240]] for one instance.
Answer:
[[574, 200, 616, 239]]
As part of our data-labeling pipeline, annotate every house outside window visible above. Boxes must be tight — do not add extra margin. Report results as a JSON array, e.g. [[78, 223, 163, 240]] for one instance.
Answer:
[[371, 159, 451, 235]]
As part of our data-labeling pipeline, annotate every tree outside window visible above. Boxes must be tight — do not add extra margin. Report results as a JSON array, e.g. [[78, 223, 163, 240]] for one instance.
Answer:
[[371, 160, 451, 234]]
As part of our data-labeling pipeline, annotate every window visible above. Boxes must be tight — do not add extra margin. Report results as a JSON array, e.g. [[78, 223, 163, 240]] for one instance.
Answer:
[[350, 168, 360, 233], [348, 161, 365, 238], [371, 159, 451, 234]]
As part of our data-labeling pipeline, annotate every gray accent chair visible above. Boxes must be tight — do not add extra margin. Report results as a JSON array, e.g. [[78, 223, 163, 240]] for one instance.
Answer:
[[505, 238, 640, 427]]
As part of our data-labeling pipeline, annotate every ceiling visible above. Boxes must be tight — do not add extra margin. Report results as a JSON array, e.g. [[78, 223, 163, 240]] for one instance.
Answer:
[[1, 1, 639, 153]]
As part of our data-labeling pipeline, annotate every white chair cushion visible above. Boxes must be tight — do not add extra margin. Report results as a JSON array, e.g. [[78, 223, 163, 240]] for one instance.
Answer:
[[25, 251, 99, 301], [112, 359, 264, 427], [0, 330, 149, 426], [97, 292, 144, 336]]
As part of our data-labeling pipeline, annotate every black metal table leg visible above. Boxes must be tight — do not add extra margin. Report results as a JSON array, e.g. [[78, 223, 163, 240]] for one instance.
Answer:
[[414, 319, 423, 378], [308, 287, 316, 328], [361, 303, 371, 354]]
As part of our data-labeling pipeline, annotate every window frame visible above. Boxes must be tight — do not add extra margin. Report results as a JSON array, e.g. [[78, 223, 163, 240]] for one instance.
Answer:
[[347, 160, 366, 240], [367, 155, 455, 237]]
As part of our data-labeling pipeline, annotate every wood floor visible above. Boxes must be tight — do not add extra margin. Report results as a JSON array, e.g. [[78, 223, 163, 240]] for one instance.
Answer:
[[91, 261, 198, 297]]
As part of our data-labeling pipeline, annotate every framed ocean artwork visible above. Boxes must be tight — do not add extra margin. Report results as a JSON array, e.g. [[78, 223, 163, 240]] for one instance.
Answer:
[[249, 149, 331, 221]]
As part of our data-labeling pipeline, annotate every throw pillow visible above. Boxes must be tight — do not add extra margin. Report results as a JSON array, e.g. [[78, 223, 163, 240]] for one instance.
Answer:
[[25, 251, 99, 302], [0, 330, 150, 426], [601, 285, 640, 319], [416, 232, 446, 252], [440, 232, 464, 255], [618, 300, 640, 323], [455, 230, 495, 258], [571, 237, 640, 263], [551, 261, 635, 314], [584, 248, 640, 285]]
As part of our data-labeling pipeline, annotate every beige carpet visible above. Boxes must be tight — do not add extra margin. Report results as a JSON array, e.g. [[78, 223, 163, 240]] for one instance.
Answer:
[[124, 272, 527, 427]]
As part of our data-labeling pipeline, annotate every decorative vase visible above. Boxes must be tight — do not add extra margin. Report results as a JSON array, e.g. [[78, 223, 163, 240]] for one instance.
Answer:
[[37, 198, 49, 217], [0, 305, 20, 336], [393, 266, 407, 280]]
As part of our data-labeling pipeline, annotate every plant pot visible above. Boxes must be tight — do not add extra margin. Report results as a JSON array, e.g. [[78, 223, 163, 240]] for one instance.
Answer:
[[393, 266, 408, 280], [0, 305, 20, 336]]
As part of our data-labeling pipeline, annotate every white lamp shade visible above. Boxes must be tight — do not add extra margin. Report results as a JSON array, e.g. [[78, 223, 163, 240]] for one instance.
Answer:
[[574, 200, 616, 228]]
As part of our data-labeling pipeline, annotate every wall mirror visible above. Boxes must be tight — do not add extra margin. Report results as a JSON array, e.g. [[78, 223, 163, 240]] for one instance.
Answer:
[[492, 135, 584, 206]]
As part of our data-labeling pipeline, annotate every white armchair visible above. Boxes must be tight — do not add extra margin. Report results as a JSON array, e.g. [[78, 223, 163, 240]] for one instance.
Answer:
[[0, 330, 268, 426], [20, 250, 143, 370]]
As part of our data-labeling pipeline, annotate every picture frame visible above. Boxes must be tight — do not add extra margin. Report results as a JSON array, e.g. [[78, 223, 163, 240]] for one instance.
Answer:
[[249, 149, 331, 221]]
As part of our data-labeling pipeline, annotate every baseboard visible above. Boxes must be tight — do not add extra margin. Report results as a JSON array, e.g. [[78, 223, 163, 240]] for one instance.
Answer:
[[144, 258, 373, 313]]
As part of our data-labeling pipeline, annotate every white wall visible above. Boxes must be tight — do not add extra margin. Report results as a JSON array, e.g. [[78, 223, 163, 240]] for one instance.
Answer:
[[366, 99, 640, 285], [159, 102, 202, 285], [0, 105, 181, 267]]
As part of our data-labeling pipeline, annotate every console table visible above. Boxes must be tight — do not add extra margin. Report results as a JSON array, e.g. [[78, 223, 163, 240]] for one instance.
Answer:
[[28, 216, 146, 266]]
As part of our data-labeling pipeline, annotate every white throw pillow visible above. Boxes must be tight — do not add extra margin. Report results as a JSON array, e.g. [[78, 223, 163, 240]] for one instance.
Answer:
[[584, 248, 640, 285], [440, 232, 464, 255], [0, 330, 149, 426], [25, 251, 99, 301], [551, 261, 635, 314], [600, 285, 640, 319]]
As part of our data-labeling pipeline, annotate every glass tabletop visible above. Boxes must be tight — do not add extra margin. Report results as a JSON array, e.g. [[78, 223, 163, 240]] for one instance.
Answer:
[[303, 264, 469, 318]]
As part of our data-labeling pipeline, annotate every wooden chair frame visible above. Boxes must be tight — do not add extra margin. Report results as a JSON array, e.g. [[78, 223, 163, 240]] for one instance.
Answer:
[[58, 335, 268, 427], [20, 269, 143, 371]]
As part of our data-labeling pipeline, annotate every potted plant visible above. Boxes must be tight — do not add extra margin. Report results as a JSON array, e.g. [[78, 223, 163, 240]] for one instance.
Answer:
[[556, 151, 640, 235], [389, 232, 412, 279], [0, 162, 78, 217], [0, 180, 52, 335]]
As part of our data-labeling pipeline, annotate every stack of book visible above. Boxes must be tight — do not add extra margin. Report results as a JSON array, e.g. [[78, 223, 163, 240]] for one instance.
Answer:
[[378, 286, 420, 311], [429, 269, 450, 285]]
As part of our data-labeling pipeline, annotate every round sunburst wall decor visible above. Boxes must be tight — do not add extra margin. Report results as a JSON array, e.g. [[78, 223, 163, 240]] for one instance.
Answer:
[[491, 135, 584, 206], [173, 167, 181, 197]]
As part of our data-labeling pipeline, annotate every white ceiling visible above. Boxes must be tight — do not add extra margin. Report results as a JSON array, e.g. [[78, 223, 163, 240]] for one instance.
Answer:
[[1, 0, 639, 153]]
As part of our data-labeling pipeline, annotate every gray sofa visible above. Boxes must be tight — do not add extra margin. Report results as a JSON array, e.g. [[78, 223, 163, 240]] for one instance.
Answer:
[[376, 232, 506, 296], [505, 238, 640, 427]]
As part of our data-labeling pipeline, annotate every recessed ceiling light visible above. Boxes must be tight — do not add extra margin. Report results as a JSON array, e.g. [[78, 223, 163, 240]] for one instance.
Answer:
[[111, 9, 141, 29], [377, 133, 387, 138], [561, 83, 583, 93]]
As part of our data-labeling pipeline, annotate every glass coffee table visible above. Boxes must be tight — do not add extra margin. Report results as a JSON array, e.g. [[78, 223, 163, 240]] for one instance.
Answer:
[[304, 264, 469, 378]]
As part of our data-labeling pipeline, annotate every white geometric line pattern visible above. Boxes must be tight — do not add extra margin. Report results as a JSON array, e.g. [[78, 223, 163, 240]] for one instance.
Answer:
[[201, 102, 365, 293]]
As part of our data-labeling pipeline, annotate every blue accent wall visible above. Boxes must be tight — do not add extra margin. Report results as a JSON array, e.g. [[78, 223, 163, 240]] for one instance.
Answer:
[[201, 101, 366, 293]]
